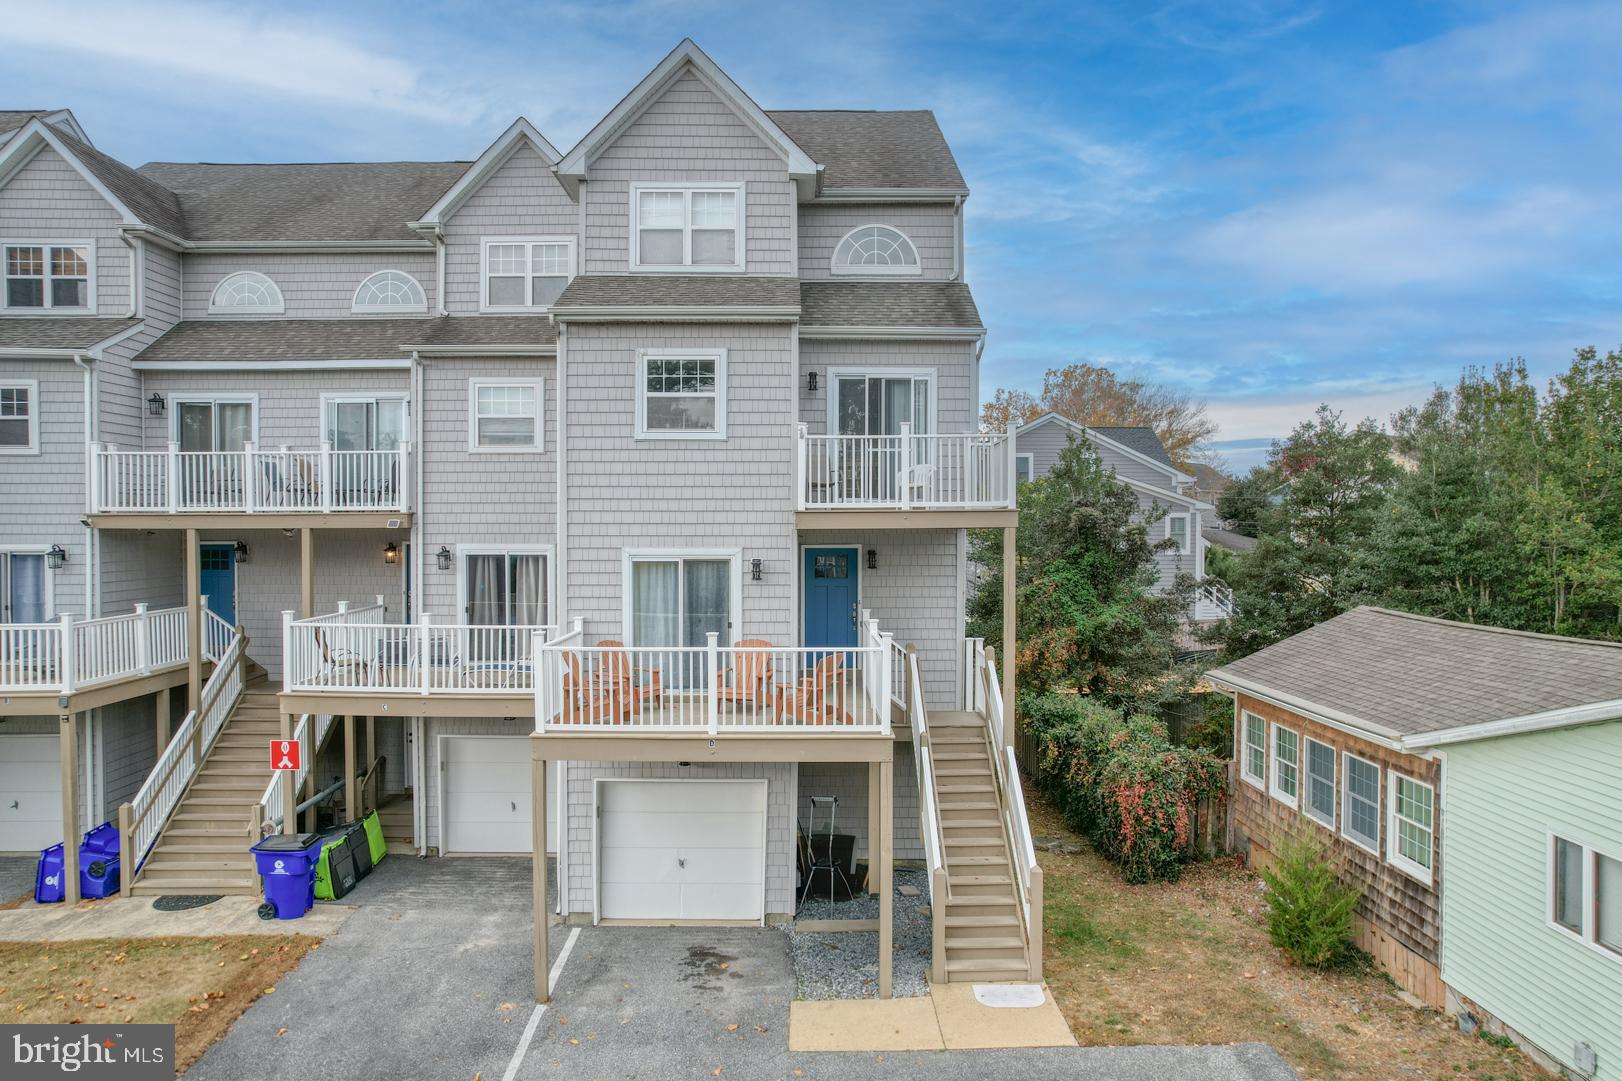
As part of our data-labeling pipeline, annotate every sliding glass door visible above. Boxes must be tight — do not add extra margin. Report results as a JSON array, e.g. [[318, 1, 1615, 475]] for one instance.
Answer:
[[1, 552, 46, 624], [629, 556, 732, 688], [833, 372, 932, 502], [463, 550, 549, 665], [177, 399, 253, 452]]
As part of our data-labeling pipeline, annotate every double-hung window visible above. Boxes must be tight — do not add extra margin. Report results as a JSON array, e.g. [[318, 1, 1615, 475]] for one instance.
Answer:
[[1240, 712, 1266, 789], [469, 380, 542, 451], [1015, 453, 1034, 486], [1551, 836, 1622, 960], [482, 237, 574, 310], [1167, 514, 1191, 553], [631, 184, 744, 271], [1387, 773, 1434, 883], [4, 242, 91, 310], [1270, 723, 1300, 806], [637, 349, 725, 439], [1341, 754, 1381, 853], [325, 396, 407, 451], [1304, 737, 1336, 826], [0, 381, 38, 454]]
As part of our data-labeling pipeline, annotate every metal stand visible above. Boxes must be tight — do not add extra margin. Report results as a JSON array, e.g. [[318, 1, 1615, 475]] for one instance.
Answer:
[[799, 795, 850, 907]]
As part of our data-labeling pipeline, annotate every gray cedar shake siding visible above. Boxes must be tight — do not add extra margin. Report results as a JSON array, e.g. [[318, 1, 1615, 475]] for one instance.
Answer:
[[797, 203, 957, 280], [441, 143, 576, 313], [797, 339, 977, 434], [138, 368, 411, 448], [181, 252, 439, 320], [0, 360, 88, 616], [0, 145, 128, 315]]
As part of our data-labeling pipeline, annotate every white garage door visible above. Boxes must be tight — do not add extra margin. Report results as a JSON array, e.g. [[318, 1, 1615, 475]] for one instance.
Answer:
[[0, 735, 61, 853], [441, 737, 558, 854], [598, 780, 766, 922]]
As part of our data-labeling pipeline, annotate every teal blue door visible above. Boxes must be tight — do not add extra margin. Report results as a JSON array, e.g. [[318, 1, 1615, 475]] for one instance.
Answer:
[[802, 548, 858, 648], [199, 543, 236, 627]]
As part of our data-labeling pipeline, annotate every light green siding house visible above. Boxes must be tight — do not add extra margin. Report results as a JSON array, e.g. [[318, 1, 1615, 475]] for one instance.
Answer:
[[1439, 719, 1622, 1079]]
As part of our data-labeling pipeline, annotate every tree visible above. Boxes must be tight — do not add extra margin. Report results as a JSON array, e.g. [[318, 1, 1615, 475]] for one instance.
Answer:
[[969, 435, 1195, 712], [1214, 465, 1278, 537], [980, 362, 1218, 468]]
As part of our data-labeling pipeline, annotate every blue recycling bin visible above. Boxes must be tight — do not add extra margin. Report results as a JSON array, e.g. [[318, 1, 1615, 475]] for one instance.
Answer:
[[34, 843, 65, 904], [250, 833, 323, 920], [79, 822, 121, 899]]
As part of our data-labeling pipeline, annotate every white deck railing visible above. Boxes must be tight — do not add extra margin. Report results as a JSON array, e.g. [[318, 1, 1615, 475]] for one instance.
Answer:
[[908, 647, 951, 982], [797, 423, 1017, 511], [974, 639, 1042, 980], [0, 603, 213, 693], [1194, 581, 1236, 621], [258, 712, 336, 834], [284, 605, 555, 694], [535, 618, 896, 734], [90, 441, 413, 514]]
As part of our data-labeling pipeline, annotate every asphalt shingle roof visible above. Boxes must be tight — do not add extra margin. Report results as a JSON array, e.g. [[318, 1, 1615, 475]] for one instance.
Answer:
[[54, 130, 188, 236], [1208, 606, 1622, 737], [1201, 526, 1257, 553], [136, 316, 562, 363], [767, 111, 966, 192], [0, 110, 48, 133], [1090, 426, 1177, 470], [0, 317, 141, 351], [397, 315, 556, 349], [135, 161, 470, 242], [800, 281, 981, 328], [552, 275, 800, 310]]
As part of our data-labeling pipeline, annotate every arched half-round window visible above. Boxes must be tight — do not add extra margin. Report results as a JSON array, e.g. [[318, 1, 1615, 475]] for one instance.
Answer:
[[209, 271, 284, 314], [352, 270, 428, 314], [831, 224, 921, 275]]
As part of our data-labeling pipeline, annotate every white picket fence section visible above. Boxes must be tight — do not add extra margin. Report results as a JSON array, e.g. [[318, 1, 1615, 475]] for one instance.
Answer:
[[0, 604, 204, 693], [284, 605, 555, 694], [797, 423, 1018, 510], [90, 442, 413, 514]]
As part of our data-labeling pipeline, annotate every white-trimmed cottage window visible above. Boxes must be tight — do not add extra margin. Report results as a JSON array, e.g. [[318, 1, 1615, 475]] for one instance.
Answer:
[[1387, 773, 1434, 883], [1167, 513, 1191, 553], [468, 379, 542, 451], [1554, 836, 1585, 933], [1240, 712, 1266, 789], [0, 381, 38, 454], [353, 270, 427, 313], [631, 184, 744, 271], [637, 349, 726, 439], [1550, 836, 1622, 960], [209, 271, 284, 315], [831, 224, 921, 276], [4, 242, 92, 310], [1015, 453, 1034, 485], [1304, 737, 1336, 827], [1270, 723, 1300, 806], [482, 237, 574, 311], [1341, 754, 1382, 853]]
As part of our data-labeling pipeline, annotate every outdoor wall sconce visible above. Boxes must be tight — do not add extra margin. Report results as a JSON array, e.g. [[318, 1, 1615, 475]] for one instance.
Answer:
[[750, 557, 762, 581], [866, 549, 878, 570], [47, 544, 67, 570], [806, 371, 818, 393], [436, 545, 453, 571], [146, 393, 165, 416], [233, 541, 249, 564], [383, 542, 399, 565]]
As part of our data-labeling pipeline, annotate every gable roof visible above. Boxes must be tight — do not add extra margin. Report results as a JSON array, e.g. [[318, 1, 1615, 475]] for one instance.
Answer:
[[1207, 607, 1622, 748], [0, 109, 88, 144], [1201, 525, 1257, 553], [767, 111, 965, 194], [0, 118, 186, 238], [1018, 412, 1190, 481], [411, 118, 560, 227], [800, 281, 981, 332], [554, 39, 819, 199]]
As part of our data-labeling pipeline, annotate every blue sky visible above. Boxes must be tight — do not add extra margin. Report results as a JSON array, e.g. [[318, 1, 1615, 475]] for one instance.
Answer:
[[5, 0, 1619, 470]]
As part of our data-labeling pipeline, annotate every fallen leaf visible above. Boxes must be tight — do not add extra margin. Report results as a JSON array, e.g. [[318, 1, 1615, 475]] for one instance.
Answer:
[[712, 1070, 722, 1077], [725, 1023, 738, 1032], [568, 1038, 578, 1046], [754, 1026, 768, 1033], [718, 962, 729, 970], [275, 1028, 288, 1038], [497, 1003, 515, 1012], [262, 988, 275, 995]]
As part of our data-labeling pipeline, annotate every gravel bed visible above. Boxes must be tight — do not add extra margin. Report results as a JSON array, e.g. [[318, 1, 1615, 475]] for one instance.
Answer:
[[786, 867, 932, 999]]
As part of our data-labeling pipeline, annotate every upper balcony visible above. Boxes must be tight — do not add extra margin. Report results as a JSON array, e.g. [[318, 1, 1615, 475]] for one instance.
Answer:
[[795, 423, 1017, 528], [88, 443, 413, 528]]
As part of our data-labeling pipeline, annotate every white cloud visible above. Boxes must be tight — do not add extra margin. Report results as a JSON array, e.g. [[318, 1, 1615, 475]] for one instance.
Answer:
[[1205, 383, 1431, 444]]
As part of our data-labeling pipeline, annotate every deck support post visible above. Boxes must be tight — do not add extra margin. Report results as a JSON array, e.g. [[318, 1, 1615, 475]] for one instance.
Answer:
[[154, 686, 171, 757], [866, 762, 880, 896], [343, 715, 357, 822], [185, 527, 201, 712], [1000, 523, 1016, 750], [280, 712, 296, 836], [299, 528, 315, 619], [878, 756, 894, 999], [532, 755, 550, 1004], [59, 710, 80, 905]]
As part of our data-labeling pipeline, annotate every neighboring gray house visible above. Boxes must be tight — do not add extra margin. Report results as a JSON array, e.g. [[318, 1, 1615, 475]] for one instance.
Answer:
[[1, 41, 1037, 997]]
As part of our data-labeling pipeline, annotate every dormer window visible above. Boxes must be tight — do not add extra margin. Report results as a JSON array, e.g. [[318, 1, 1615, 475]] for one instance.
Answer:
[[4, 243, 92, 310], [209, 271, 284, 315], [481, 237, 575, 311], [630, 184, 744, 272], [831, 225, 920, 276], [353, 270, 428, 314]]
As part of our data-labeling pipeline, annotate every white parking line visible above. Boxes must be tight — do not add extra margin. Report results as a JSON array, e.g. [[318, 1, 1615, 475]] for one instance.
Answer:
[[501, 926, 581, 1081]]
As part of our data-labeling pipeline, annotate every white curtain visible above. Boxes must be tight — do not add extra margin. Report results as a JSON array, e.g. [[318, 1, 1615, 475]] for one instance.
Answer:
[[512, 555, 545, 626], [684, 560, 730, 647], [6, 553, 45, 623], [466, 554, 504, 625], [632, 561, 679, 647]]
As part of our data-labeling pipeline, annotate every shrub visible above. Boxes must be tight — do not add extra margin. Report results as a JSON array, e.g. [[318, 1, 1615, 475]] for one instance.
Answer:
[[1022, 691, 1227, 883], [1260, 833, 1362, 967]]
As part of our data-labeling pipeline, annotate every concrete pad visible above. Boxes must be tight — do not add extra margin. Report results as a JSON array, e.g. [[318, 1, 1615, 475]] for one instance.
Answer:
[[0, 855, 35, 904], [0, 894, 354, 941], [932, 982, 1078, 1050], [789, 997, 944, 1051]]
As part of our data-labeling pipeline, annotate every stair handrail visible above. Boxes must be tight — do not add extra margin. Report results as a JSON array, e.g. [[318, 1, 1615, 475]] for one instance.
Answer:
[[119, 625, 248, 887], [258, 713, 338, 833], [978, 642, 1043, 981], [359, 753, 386, 815], [907, 647, 951, 983]]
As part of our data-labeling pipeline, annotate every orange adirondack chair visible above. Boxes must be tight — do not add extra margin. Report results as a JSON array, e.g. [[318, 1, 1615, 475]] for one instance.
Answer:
[[596, 640, 663, 712], [559, 650, 632, 725], [715, 639, 774, 707], [780, 653, 846, 726]]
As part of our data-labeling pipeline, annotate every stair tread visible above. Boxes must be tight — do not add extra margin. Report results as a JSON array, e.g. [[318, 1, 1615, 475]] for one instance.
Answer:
[[946, 856, 1009, 866], [946, 936, 1026, 950], [945, 958, 1029, 973], [944, 915, 1021, 928], [947, 874, 1013, 885]]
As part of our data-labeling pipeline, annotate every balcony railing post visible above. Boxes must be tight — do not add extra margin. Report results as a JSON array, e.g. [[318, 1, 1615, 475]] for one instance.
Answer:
[[281, 610, 294, 693], [879, 631, 895, 727], [399, 441, 412, 511], [58, 613, 76, 695], [795, 423, 808, 511], [419, 613, 432, 696], [898, 421, 913, 510], [706, 631, 720, 735], [88, 442, 101, 512], [319, 442, 333, 512], [166, 441, 179, 513], [1005, 419, 1020, 508], [134, 602, 151, 675], [243, 442, 256, 512]]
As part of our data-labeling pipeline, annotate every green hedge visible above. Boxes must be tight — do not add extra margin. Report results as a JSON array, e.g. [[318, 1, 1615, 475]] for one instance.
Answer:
[[1024, 692, 1227, 883]]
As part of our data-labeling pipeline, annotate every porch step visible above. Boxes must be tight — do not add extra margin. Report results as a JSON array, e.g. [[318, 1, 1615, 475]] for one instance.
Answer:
[[944, 914, 1022, 929], [946, 935, 1026, 952], [947, 874, 1013, 887], [945, 855, 1009, 867], [127, 878, 259, 897], [944, 957, 1030, 980]]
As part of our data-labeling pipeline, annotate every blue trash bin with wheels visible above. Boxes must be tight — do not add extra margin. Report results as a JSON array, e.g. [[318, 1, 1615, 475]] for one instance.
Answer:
[[79, 822, 121, 899], [34, 843, 66, 904], [250, 833, 322, 920]]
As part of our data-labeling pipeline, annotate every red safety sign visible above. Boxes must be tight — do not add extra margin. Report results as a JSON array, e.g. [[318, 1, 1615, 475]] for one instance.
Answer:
[[270, 739, 301, 771]]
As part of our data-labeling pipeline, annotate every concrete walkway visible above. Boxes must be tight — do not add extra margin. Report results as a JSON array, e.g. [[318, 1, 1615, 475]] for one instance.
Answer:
[[0, 892, 352, 941]]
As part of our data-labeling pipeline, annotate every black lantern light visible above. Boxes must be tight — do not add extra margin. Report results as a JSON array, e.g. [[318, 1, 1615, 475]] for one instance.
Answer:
[[47, 544, 68, 570], [383, 542, 399, 565], [146, 393, 166, 416], [865, 548, 878, 570], [233, 541, 249, 564], [436, 545, 453, 571], [806, 371, 818, 393], [750, 557, 762, 582]]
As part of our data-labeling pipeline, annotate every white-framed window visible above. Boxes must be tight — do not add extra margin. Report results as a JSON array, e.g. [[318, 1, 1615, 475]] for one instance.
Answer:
[[1269, 723, 1300, 806], [637, 349, 726, 439], [1553, 835, 1585, 934], [209, 271, 284, 315], [322, 394, 408, 451], [630, 183, 745, 272], [4, 241, 92, 310], [0, 380, 39, 454], [172, 395, 257, 451], [352, 270, 427, 314], [468, 379, 543, 451], [457, 545, 552, 628], [1341, 753, 1381, 854], [481, 237, 575, 311], [1240, 711, 1266, 789], [1015, 453, 1034, 486], [1548, 834, 1622, 962], [1387, 772, 1434, 884], [622, 548, 741, 670], [1304, 737, 1336, 827], [831, 224, 921, 276], [829, 368, 935, 437], [1167, 513, 1191, 554], [1, 549, 51, 623]]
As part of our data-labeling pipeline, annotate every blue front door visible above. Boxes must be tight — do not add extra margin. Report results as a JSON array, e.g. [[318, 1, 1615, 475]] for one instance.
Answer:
[[802, 548, 859, 648], [199, 543, 236, 627]]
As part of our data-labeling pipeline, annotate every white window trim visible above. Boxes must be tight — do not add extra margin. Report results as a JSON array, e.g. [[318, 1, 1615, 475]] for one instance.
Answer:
[[2, 239, 95, 313], [823, 367, 939, 437], [636, 348, 727, 441], [1546, 831, 1622, 963], [1386, 771, 1435, 885], [453, 544, 556, 627], [829, 223, 923, 277], [1269, 722, 1300, 808], [318, 392, 410, 450], [1015, 452, 1035, 485], [620, 548, 744, 649], [1239, 710, 1266, 790], [0, 378, 40, 455], [352, 269, 428, 315], [1167, 513, 1192, 554], [467, 378, 544, 453], [1303, 736, 1336, 828], [168, 393, 260, 447], [628, 182, 746, 273], [208, 271, 285, 316], [479, 236, 576, 313], [1339, 752, 1382, 855]]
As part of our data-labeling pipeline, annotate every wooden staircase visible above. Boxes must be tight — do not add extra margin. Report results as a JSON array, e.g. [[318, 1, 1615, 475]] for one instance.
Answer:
[[128, 681, 280, 897], [927, 711, 1033, 983], [376, 791, 415, 854]]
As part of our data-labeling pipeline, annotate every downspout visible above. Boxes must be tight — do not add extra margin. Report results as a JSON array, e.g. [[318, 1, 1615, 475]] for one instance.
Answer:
[[73, 354, 96, 618], [950, 195, 963, 281], [555, 323, 568, 624], [121, 234, 144, 318], [410, 351, 425, 622], [431, 232, 447, 316]]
